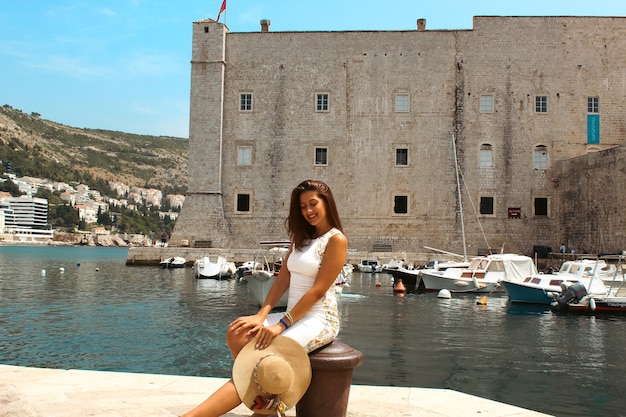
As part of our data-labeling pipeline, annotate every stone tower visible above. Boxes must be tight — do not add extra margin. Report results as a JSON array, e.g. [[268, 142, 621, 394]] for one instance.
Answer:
[[169, 19, 231, 248]]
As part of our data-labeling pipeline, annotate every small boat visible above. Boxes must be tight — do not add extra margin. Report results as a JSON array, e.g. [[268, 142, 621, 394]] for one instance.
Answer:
[[195, 255, 236, 279], [159, 256, 186, 268], [382, 258, 407, 271], [387, 259, 472, 293], [420, 253, 537, 293], [552, 255, 626, 313], [387, 267, 422, 293], [501, 273, 607, 305], [243, 242, 291, 307], [357, 259, 382, 273], [236, 260, 262, 279]]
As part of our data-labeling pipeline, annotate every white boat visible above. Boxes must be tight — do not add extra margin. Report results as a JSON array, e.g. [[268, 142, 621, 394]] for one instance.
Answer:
[[420, 253, 537, 293], [382, 258, 407, 271], [195, 255, 236, 279], [501, 272, 608, 305], [553, 258, 618, 285], [243, 242, 290, 307], [552, 255, 626, 313], [357, 259, 382, 273], [159, 256, 186, 268], [236, 260, 262, 278]]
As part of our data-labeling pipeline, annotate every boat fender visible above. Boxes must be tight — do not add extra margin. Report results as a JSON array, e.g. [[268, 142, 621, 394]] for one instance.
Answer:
[[589, 297, 597, 311]]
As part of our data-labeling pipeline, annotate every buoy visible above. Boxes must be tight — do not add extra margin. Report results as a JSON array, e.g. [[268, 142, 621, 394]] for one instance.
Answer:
[[438, 289, 451, 299], [477, 295, 487, 305], [59, 267, 65, 272], [589, 297, 596, 311], [394, 279, 406, 293], [95, 268, 100, 272], [375, 281, 382, 287], [76, 262, 80, 267], [41, 269, 46, 276]]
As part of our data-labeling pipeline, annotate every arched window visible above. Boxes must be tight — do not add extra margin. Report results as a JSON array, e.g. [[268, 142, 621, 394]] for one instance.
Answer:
[[479, 144, 493, 168], [534, 145, 548, 169]]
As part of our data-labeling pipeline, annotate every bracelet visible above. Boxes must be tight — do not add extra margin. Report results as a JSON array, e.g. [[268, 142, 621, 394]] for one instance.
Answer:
[[279, 318, 290, 329], [284, 311, 294, 326]]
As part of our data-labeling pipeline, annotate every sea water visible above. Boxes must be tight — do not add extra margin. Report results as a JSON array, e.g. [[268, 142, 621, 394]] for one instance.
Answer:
[[0, 245, 624, 416]]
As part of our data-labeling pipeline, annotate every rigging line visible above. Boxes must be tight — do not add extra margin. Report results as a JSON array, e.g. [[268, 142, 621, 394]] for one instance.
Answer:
[[451, 134, 467, 261], [457, 163, 491, 249]]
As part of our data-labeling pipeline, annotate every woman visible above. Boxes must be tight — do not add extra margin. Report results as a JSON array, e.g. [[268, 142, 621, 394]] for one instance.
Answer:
[[182, 179, 348, 417]]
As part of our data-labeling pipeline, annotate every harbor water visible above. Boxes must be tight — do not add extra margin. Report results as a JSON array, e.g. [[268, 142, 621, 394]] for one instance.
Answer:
[[0, 245, 625, 417]]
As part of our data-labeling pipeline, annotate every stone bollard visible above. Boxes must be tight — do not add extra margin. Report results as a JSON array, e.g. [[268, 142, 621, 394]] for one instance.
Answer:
[[296, 340, 364, 417]]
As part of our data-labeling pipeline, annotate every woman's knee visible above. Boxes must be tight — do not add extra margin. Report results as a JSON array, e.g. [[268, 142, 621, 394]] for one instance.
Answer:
[[226, 327, 250, 357]]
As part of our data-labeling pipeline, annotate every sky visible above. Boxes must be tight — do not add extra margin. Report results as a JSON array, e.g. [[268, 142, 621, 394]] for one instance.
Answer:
[[1, 1, 625, 138]]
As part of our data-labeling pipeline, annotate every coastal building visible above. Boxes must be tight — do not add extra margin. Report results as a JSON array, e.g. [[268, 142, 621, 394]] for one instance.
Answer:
[[0, 195, 53, 241], [170, 16, 626, 256]]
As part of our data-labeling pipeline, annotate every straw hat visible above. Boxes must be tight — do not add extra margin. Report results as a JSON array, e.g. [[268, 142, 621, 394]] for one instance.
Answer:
[[233, 336, 312, 415]]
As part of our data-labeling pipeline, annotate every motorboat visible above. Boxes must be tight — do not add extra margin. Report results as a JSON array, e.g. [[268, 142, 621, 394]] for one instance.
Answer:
[[243, 242, 290, 307], [159, 256, 186, 268], [501, 273, 608, 305], [552, 255, 626, 313], [420, 253, 537, 293], [357, 259, 382, 273], [553, 258, 619, 286], [194, 255, 236, 279], [236, 260, 262, 279], [381, 258, 407, 271]]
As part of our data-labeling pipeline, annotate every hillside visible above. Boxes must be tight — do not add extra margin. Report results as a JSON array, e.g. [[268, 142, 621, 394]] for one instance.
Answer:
[[0, 104, 188, 194]]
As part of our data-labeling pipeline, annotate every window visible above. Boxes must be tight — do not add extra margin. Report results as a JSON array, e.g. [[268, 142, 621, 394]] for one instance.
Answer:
[[535, 96, 547, 113], [479, 144, 493, 168], [396, 148, 408, 166], [533, 145, 547, 169], [237, 146, 252, 166], [534, 197, 548, 216], [394, 195, 408, 214], [395, 94, 409, 112], [236, 193, 251, 212], [480, 95, 494, 113], [240, 93, 253, 111], [314, 147, 328, 166], [588, 97, 599, 113], [480, 196, 494, 215], [316, 93, 329, 112]]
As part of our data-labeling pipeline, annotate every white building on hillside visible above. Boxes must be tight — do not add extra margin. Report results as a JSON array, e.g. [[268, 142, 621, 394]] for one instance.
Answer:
[[0, 195, 53, 241]]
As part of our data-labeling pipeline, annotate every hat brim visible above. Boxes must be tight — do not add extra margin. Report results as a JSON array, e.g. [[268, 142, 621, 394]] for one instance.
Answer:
[[233, 336, 312, 413]]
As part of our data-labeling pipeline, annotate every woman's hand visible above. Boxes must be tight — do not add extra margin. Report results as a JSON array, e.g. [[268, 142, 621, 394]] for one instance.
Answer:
[[229, 314, 265, 338], [254, 323, 284, 350]]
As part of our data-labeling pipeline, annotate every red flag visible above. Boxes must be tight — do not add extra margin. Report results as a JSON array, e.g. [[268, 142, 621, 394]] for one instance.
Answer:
[[217, 0, 226, 22]]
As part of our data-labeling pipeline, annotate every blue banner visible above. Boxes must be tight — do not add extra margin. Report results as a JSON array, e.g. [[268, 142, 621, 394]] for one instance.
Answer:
[[587, 114, 600, 144]]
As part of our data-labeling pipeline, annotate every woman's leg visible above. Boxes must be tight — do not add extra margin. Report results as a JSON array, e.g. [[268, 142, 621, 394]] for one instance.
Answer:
[[180, 379, 241, 417], [181, 327, 255, 416]]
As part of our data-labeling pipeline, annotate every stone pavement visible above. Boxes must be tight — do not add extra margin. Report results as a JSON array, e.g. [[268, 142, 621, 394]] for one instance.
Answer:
[[0, 364, 552, 417]]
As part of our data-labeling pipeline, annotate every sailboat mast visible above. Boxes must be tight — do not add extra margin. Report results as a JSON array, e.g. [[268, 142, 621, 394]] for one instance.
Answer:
[[451, 134, 467, 260]]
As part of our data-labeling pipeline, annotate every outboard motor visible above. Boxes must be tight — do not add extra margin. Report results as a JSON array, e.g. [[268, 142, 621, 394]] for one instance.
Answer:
[[554, 282, 588, 311]]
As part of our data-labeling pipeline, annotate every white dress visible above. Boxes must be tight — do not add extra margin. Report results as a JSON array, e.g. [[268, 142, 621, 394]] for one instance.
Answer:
[[264, 228, 342, 352]]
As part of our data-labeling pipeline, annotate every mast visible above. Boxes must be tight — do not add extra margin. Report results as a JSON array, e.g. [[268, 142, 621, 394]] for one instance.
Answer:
[[451, 134, 467, 260]]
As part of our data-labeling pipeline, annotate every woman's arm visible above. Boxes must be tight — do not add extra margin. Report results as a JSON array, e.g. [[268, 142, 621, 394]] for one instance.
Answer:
[[229, 249, 291, 338]]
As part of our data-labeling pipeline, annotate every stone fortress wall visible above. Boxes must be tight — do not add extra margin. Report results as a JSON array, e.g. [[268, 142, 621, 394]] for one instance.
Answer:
[[170, 16, 626, 257]]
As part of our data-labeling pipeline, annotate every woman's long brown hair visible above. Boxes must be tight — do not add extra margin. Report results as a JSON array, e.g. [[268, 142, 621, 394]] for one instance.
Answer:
[[286, 180, 343, 250]]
